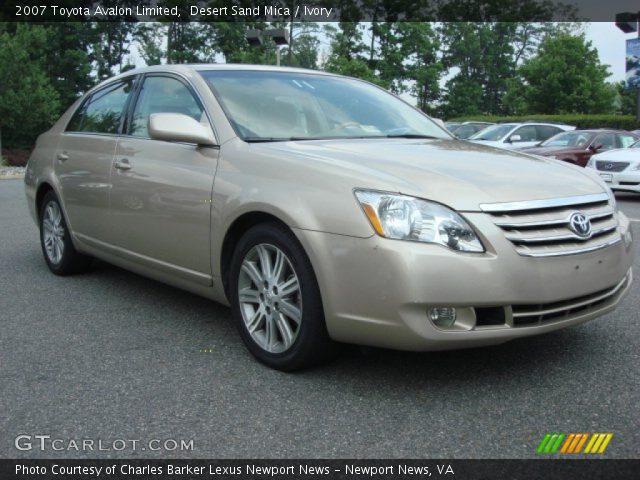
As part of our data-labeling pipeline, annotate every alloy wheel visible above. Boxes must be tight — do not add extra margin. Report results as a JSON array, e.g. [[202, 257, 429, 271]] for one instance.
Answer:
[[42, 201, 65, 265], [238, 243, 302, 354]]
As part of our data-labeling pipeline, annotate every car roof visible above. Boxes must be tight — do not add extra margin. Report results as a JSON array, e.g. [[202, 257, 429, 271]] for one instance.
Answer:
[[88, 64, 349, 97], [115, 63, 333, 79]]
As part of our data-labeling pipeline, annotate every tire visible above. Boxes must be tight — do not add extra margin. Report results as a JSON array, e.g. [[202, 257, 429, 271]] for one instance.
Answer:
[[229, 222, 334, 371], [39, 190, 91, 275]]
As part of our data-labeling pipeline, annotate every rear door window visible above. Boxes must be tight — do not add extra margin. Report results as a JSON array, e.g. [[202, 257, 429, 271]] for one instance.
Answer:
[[536, 126, 562, 141], [593, 134, 617, 151], [511, 125, 538, 142], [66, 79, 135, 134], [618, 134, 638, 148]]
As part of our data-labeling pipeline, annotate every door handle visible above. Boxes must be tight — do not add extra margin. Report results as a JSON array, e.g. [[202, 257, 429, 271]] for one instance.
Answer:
[[57, 152, 69, 161], [114, 158, 131, 170]]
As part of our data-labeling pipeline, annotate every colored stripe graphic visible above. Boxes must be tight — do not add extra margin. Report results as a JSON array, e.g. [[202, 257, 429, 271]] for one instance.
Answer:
[[585, 433, 613, 454], [539, 433, 613, 454], [537, 433, 565, 454]]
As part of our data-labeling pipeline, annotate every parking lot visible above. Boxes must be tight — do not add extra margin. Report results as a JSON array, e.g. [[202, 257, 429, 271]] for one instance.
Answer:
[[1, 178, 638, 459]]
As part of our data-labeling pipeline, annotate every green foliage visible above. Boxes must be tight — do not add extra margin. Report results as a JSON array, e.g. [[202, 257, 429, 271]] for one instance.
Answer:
[[504, 34, 615, 115], [135, 23, 165, 66], [39, 23, 94, 109], [447, 114, 640, 131], [0, 25, 60, 149], [439, 22, 576, 117], [91, 3, 137, 80], [0, 17, 628, 150], [286, 24, 321, 69], [614, 81, 638, 116]]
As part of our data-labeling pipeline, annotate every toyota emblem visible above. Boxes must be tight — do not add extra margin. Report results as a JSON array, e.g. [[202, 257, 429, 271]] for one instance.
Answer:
[[568, 212, 592, 239], [605, 163, 613, 170]]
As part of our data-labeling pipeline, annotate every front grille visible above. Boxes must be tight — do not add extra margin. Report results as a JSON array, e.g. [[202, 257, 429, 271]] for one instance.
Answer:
[[481, 193, 620, 257], [596, 161, 629, 172], [511, 272, 630, 327]]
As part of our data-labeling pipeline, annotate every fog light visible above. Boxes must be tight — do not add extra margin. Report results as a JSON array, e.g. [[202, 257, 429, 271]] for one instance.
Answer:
[[429, 307, 457, 328]]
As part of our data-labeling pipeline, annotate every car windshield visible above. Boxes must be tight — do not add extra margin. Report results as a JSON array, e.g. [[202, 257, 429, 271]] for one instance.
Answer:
[[198, 70, 450, 141], [541, 131, 593, 147], [469, 124, 516, 141]]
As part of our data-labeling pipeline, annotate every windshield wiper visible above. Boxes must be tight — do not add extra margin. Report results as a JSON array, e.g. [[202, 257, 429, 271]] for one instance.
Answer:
[[384, 133, 439, 139], [244, 137, 292, 143]]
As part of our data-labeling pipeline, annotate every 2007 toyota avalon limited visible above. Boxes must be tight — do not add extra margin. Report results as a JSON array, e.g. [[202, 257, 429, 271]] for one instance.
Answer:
[[25, 65, 634, 370]]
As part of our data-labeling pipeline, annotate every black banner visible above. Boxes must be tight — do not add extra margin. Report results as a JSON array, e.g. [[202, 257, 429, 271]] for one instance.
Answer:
[[2, 459, 640, 480], [0, 0, 638, 22]]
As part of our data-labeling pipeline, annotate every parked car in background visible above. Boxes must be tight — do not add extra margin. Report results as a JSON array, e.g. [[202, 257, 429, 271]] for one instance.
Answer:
[[468, 122, 575, 149], [521, 130, 639, 167], [444, 121, 462, 132], [24, 65, 634, 371], [449, 121, 494, 139], [586, 140, 640, 193]]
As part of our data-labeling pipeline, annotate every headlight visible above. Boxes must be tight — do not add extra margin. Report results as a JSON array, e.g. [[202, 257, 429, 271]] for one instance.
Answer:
[[585, 157, 596, 168], [354, 190, 485, 252], [632, 163, 640, 171]]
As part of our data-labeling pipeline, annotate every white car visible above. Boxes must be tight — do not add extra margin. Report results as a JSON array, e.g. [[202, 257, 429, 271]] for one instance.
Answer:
[[469, 122, 575, 150], [586, 141, 640, 193]]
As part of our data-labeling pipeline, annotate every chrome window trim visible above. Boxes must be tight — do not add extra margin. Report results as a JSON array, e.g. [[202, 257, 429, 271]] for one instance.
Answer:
[[479, 193, 610, 213]]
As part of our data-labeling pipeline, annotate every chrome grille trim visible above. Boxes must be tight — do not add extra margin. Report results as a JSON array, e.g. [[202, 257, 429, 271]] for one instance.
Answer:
[[504, 224, 617, 244], [511, 271, 631, 326], [514, 237, 621, 258], [479, 193, 609, 213], [595, 161, 629, 172], [482, 193, 620, 257], [493, 209, 612, 228]]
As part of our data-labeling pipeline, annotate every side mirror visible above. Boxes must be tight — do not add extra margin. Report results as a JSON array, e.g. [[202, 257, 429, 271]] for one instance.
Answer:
[[508, 134, 521, 143], [589, 143, 604, 152], [149, 113, 216, 146]]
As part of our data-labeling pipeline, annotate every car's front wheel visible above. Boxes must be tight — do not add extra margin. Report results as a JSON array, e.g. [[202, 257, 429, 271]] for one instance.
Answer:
[[229, 223, 334, 371], [39, 190, 91, 275]]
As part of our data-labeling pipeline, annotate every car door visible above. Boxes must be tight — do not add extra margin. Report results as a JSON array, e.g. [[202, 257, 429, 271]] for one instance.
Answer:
[[536, 125, 563, 143], [617, 134, 638, 148], [107, 73, 219, 283], [505, 125, 539, 148], [55, 77, 136, 241], [591, 133, 617, 152]]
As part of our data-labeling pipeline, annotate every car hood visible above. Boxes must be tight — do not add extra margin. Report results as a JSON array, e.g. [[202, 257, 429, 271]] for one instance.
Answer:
[[256, 138, 605, 211], [521, 146, 582, 156], [467, 139, 505, 148], [592, 148, 640, 162]]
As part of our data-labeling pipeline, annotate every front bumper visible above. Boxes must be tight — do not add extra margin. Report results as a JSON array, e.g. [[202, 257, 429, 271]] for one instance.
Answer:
[[294, 213, 634, 351], [593, 170, 640, 193]]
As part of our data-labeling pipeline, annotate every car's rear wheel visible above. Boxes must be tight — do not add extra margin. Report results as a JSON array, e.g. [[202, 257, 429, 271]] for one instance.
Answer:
[[39, 190, 91, 275], [229, 222, 334, 371]]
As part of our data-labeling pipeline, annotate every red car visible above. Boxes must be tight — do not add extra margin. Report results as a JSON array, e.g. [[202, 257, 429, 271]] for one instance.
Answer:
[[521, 130, 639, 167]]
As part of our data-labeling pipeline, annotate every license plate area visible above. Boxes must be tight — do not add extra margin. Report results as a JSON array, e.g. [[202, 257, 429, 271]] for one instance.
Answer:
[[599, 173, 612, 182]]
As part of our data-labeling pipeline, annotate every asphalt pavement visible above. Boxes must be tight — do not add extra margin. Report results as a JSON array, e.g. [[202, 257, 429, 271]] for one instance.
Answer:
[[1, 179, 639, 459]]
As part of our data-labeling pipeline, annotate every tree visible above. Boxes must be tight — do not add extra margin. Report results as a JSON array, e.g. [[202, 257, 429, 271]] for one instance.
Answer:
[[613, 81, 637, 116], [91, 6, 138, 80], [0, 25, 60, 150], [287, 23, 321, 69], [396, 23, 442, 113], [323, 23, 378, 82], [505, 34, 616, 114], [38, 23, 94, 109], [135, 22, 166, 66]]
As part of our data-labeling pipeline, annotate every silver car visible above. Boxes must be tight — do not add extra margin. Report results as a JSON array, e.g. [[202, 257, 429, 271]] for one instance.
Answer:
[[25, 65, 634, 370]]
